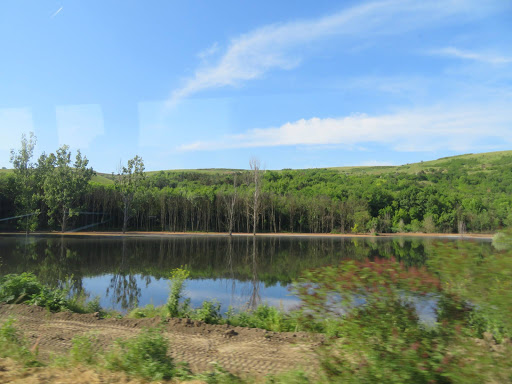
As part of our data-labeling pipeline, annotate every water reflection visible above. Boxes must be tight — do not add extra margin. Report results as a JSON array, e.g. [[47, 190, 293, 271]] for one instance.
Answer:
[[0, 234, 492, 312]]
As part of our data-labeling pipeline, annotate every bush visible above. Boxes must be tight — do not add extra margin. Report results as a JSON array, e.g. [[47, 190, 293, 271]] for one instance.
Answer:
[[69, 333, 100, 365], [127, 304, 166, 319], [0, 318, 42, 367], [0, 273, 44, 304], [166, 267, 191, 318], [226, 304, 299, 332], [192, 300, 222, 324], [293, 259, 465, 383], [104, 327, 175, 381], [0, 273, 104, 314]]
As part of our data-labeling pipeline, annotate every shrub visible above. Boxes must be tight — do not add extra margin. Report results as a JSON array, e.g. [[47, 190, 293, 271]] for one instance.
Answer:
[[166, 267, 191, 318], [192, 300, 222, 324], [127, 304, 166, 319], [293, 259, 464, 383], [0, 318, 42, 367], [226, 304, 299, 332], [0, 273, 43, 304], [0, 273, 103, 314], [69, 333, 100, 365], [104, 327, 175, 381]]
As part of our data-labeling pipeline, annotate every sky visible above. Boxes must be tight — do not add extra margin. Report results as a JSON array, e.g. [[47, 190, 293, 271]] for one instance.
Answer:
[[0, 0, 511, 172]]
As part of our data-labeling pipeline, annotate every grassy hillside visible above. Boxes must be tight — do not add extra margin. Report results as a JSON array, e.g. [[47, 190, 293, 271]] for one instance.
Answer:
[[146, 150, 512, 176], [329, 150, 512, 175], [3, 150, 511, 180]]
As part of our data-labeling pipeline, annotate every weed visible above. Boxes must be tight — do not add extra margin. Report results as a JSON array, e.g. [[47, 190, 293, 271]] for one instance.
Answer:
[[104, 327, 175, 381], [0, 318, 42, 367], [166, 267, 191, 318], [127, 303, 166, 319], [69, 333, 100, 365], [194, 362, 246, 383], [192, 300, 222, 324], [0, 273, 104, 314]]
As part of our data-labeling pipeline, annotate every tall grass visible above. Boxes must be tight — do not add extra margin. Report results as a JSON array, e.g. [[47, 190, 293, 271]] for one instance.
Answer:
[[0, 318, 42, 367]]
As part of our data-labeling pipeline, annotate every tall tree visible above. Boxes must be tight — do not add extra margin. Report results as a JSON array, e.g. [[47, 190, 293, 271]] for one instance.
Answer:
[[9, 133, 39, 232], [223, 172, 238, 236], [115, 156, 145, 234], [43, 145, 94, 232], [250, 158, 261, 235]]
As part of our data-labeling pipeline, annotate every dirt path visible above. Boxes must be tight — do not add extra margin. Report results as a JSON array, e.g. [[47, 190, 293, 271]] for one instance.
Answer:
[[0, 304, 320, 377]]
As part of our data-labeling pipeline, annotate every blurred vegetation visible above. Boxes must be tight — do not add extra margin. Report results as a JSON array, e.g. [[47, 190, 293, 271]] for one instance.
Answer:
[[1, 232, 512, 382]]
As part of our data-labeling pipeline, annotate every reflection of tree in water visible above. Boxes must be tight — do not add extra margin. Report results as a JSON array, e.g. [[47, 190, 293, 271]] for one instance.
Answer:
[[106, 238, 141, 310], [227, 236, 236, 307], [0, 234, 460, 312], [247, 236, 261, 310]]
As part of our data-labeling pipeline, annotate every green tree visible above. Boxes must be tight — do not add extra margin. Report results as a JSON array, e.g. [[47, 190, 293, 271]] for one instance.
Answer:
[[115, 156, 145, 233], [43, 145, 94, 232], [9, 133, 39, 232]]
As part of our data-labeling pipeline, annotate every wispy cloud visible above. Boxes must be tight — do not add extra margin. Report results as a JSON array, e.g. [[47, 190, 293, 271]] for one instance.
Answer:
[[428, 47, 512, 65], [197, 42, 219, 60], [179, 104, 512, 153], [167, 0, 495, 106], [51, 6, 63, 18]]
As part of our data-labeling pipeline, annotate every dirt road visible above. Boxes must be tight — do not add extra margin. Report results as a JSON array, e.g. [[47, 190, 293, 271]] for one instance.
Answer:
[[0, 304, 319, 377]]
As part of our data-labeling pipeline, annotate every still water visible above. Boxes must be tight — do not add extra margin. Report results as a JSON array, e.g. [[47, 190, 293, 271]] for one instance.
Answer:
[[0, 234, 492, 313]]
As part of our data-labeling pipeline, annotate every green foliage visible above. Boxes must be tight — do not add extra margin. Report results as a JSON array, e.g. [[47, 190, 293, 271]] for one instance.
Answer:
[[292, 257, 512, 383], [114, 155, 146, 233], [428, 240, 512, 342], [9, 132, 39, 231], [192, 300, 222, 324], [0, 273, 103, 314], [492, 228, 512, 251], [226, 304, 299, 332], [166, 267, 191, 318], [104, 327, 175, 381], [0, 318, 42, 367], [194, 362, 247, 384], [0, 273, 44, 304], [41, 145, 94, 232], [69, 333, 100, 365], [127, 304, 166, 319]]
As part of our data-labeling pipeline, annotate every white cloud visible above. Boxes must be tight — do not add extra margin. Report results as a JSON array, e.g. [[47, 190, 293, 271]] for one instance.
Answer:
[[0, 107, 34, 151], [167, 0, 496, 106], [56, 104, 104, 149], [427, 47, 512, 65], [179, 104, 512, 153]]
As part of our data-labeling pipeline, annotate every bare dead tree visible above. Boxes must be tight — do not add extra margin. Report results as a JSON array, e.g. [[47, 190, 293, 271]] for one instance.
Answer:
[[249, 158, 261, 236], [224, 173, 238, 236]]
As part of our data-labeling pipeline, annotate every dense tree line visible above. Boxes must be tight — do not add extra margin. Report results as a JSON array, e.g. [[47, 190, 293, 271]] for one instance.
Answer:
[[1, 135, 511, 234]]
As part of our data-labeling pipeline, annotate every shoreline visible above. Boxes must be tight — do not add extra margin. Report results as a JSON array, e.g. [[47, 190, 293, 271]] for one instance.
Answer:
[[0, 230, 495, 239]]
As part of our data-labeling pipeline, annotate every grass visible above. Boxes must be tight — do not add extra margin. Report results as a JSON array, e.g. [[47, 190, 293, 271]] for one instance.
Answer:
[[0, 318, 42, 367], [328, 150, 512, 175], [3, 149, 506, 183], [104, 327, 176, 381]]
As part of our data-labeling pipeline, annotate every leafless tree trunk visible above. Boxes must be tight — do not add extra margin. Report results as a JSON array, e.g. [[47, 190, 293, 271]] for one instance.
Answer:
[[250, 158, 261, 236], [225, 173, 238, 236]]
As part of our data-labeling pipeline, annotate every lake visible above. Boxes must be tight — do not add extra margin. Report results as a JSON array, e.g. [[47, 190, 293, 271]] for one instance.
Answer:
[[0, 234, 493, 313]]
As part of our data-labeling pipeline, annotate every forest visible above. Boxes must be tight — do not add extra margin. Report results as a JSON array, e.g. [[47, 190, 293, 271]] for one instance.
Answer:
[[1, 133, 512, 234]]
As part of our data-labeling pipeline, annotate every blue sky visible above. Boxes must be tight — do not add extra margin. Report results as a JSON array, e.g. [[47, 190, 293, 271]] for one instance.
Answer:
[[1, 0, 511, 172]]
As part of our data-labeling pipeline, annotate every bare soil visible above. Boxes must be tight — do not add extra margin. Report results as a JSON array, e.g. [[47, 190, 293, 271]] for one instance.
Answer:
[[0, 304, 320, 378]]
